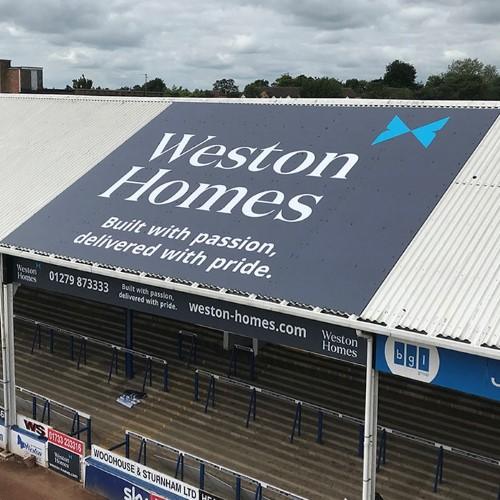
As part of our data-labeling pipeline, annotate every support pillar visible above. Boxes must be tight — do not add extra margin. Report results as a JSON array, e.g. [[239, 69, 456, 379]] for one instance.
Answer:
[[223, 331, 230, 351], [358, 330, 378, 500], [125, 309, 134, 379], [252, 338, 259, 356], [371, 371, 379, 495], [1, 255, 17, 451]]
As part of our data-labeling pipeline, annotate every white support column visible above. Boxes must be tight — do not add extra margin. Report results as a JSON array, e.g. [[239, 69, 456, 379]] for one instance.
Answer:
[[358, 330, 378, 500], [370, 371, 379, 498], [252, 337, 259, 356], [0, 255, 17, 447]]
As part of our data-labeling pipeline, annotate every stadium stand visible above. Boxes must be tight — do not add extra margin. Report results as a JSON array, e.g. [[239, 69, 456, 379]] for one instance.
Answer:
[[8, 286, 500, 499]]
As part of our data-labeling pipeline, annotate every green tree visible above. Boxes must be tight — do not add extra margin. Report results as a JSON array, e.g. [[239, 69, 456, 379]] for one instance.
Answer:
[[145, 77, 167, 93], [72, 74, 93, 89], [243, 79, 269, 97], [344, 78, 368, 93], [212, 78, 240, 97], [383, 60, 417, 88], [420, 58, 499, 100], [273, 73, 295, 87]]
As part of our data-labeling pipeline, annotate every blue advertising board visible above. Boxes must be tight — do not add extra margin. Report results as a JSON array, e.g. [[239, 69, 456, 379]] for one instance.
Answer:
[[85, 446, 198, 500], [3, 103, 499, 314], [376, 335, 500, 401], [85, 463, 157, 500]]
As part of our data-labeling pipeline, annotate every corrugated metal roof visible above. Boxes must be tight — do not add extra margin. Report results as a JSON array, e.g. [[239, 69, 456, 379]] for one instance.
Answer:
[[362, 114, 500, 348], [0, 94, 170, 240]]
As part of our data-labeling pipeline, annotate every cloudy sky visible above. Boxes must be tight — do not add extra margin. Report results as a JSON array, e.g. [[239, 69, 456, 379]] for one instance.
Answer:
[[0, 0, 499, 90]]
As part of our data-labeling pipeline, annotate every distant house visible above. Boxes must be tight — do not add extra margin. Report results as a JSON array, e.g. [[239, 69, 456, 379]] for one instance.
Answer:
[[259, 86, 301, 98], [0, 59, 43, 93]]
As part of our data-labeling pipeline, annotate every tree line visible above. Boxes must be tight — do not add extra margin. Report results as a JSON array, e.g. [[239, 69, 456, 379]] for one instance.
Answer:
[[71, 58, 500, 100]]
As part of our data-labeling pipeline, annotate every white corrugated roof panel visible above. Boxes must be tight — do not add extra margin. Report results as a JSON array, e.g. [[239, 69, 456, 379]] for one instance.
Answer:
[[362, 113, 500, 347], [0, 94, 170, 240]]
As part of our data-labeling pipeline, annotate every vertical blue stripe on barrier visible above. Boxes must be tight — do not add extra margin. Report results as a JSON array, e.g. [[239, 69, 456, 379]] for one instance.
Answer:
[[235, 476, 241, 500], [290, 402, 302, 443], [76, 413, 81, 441], [125, 432, 130, 459], [49, 329, 54, 353], [87, 417, 92, 449], [433, 446, 444, 493], [175, 454, 184, 481], [255, 484, 263, 500], [194, 370, 200, 401], [32, 396, 37, 420], [358, 424, 364, 457], [211, 377, 216, 408], [163, 363, 169, 392], [199, 463, 205, 490], [317, 410, 324, 444], [69, 336, 75, 361]]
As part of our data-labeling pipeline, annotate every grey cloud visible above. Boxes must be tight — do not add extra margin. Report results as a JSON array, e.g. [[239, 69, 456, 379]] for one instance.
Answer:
[[0, 0, 498, 90]]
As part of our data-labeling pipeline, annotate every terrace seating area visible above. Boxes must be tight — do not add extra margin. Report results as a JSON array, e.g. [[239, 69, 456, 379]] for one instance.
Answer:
[[9, 286, 500, 499]]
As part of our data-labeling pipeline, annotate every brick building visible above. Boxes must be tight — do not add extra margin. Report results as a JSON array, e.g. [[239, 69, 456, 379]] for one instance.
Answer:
[[0, 59, 43, 93]]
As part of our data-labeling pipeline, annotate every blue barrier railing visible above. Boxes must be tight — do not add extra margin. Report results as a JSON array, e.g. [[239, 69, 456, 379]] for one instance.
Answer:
[[194, 368, 500, 493], [316, 410, 324, 444], [246, 388, 257, 428], [112, 430, 309, 500], [377, 429, 387, 471], [204, 375, 217, 413], [289, 402, 302, 443], [433, 446, 444, 493], [19, 315, 170, 394], [175, 452, 185, 481], [20, 386, 92, 449]]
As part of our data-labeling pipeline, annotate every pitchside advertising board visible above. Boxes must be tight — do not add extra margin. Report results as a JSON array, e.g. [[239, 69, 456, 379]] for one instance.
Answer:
[[2, 103, 498, 316], [376, 335, 500, 401], [10, 257, 367, 365], [47, 428, 84, 482], [10, 427, 47, 466], [85, 445, 204, 500], [0, 408, 6, 449]]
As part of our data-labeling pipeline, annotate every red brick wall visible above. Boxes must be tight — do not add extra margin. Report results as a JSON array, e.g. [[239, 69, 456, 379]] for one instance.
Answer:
[[5, 68, 20, 92]]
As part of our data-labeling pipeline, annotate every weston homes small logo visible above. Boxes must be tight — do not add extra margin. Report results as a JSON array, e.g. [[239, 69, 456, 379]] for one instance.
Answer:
[[372, 115, 450, 148]]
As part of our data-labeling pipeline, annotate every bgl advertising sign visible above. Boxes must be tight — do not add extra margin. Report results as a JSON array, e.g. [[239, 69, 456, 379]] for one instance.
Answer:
[[376, 335, 500, 401], [3, 103, 498, 314]]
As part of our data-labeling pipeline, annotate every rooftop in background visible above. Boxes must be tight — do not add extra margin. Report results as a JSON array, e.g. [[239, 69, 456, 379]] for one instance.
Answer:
[[0, 59, 43, 93]]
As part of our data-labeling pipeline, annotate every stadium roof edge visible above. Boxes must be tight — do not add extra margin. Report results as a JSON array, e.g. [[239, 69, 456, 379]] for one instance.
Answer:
[[1, 92, 500, 108]]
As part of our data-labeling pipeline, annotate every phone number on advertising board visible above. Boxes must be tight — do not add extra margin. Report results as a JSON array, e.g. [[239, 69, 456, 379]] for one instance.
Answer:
[[48, 271, 110, 293]]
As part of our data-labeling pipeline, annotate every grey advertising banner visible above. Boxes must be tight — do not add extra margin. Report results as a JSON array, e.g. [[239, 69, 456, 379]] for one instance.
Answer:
[[12, 257, 367, 365], [3, 103, 499, 314]]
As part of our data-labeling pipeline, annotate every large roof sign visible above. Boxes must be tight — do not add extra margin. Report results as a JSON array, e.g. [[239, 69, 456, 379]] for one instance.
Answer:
[[3, 101, 499, 314]]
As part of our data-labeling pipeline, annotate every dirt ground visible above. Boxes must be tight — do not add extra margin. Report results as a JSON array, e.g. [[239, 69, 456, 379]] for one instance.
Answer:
[[0, 456, 103, 500]]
